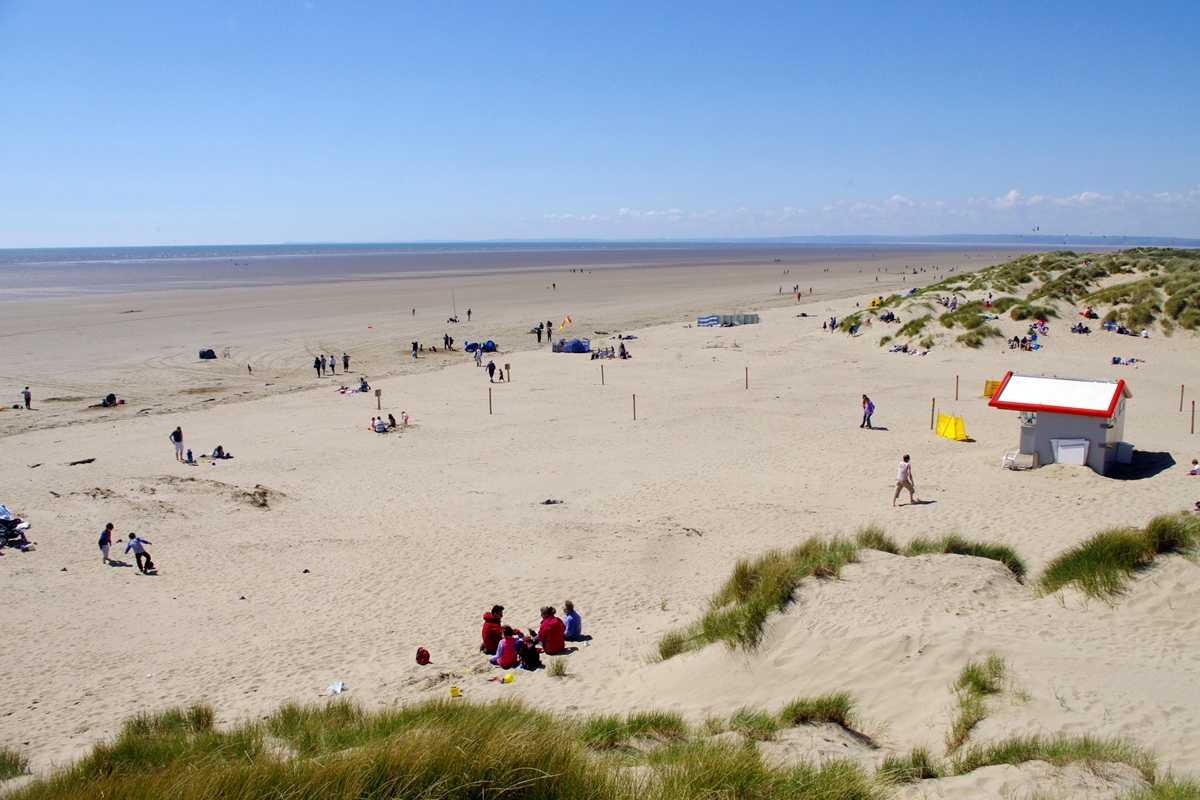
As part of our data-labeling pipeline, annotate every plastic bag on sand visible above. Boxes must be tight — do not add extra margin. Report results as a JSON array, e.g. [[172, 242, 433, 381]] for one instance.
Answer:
[[327, 681, 346, 694]]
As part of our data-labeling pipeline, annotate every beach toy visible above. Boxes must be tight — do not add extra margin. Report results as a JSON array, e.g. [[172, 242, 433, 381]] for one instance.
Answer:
[[449, 685, 460, 697], [503, 673, 514, 684]]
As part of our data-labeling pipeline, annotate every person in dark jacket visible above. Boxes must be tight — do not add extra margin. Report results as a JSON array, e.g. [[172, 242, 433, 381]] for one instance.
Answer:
[[516, 634, 542, 670], [480, 605, 504, 654], [536, 606, 566, 655]]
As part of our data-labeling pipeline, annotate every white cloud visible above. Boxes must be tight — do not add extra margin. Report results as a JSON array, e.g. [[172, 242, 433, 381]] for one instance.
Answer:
[[536, 186, 1200, 237]]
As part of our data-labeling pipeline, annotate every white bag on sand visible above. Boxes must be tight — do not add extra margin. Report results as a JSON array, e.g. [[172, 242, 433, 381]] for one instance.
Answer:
[[326, 681, 346, 694]]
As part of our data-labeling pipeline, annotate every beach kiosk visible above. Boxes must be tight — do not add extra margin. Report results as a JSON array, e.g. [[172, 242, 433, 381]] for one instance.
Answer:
[[988, 371, 1132, 476]]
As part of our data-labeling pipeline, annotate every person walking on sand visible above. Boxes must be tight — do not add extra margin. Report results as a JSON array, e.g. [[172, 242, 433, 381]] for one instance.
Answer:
[[99, 522, 113, 564], [126, 533, 154, 573], [22, 386, 31, 409], [893, 454, 917, 506], [170, 427, 184, 461], [320, 354, 327, 376], [343, 353, 349, 372], [467, 308, 472, 321], [475, 347, 482, 367], [861, 395, 875, 429], [313, 356, 321, 377], [328, 355, 335, 375], [487, 360, 496, 382]]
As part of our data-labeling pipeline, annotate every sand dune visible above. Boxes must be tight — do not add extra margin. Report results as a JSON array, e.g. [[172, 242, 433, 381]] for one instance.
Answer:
[[1, 246, 1197, 797]]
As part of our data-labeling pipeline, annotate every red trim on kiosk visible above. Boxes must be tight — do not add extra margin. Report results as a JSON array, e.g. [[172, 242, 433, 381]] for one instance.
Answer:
[[987, 371, 1127, 419]]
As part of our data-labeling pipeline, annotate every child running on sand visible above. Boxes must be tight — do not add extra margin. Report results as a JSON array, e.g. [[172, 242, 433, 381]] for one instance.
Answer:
[[125, 534, 155, 573]]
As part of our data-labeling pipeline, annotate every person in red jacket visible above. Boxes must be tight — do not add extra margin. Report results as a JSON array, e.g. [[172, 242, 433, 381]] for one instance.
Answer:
[[536, 606, 566, 655], [480, 605, 504, 654]]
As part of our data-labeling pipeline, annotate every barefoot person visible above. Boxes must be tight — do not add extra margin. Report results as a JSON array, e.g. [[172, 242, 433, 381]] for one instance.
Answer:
[[893, 454, 917, 506], [98, 523, 113, 564], [170, 427, 184, 461]]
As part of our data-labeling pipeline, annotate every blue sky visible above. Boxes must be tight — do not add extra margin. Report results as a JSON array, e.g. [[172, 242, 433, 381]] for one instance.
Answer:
[[0, 1, 1197, 246]]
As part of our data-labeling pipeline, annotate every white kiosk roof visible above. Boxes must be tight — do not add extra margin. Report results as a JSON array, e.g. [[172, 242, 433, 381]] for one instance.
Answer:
[[988, 371, 1130, 418]]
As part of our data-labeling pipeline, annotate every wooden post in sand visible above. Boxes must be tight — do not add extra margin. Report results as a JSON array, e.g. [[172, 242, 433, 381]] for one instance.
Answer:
[[505, 363, 511, 383], [1192, 400, 1195, 434], [955, 375, 959, 402], [930, 398, 936, 431], [633, 394, 637, 421], [374, 388, 382, 410], [489, 388, 493, 415], [601, 364, 605, 386], [1182, 384, 1186, 412], [745, 367, 749, 389]]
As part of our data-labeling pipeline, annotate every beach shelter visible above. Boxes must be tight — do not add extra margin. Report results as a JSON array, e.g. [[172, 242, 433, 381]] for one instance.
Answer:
[[988, 371, 1132, 475], [936, 413, 968, 441]]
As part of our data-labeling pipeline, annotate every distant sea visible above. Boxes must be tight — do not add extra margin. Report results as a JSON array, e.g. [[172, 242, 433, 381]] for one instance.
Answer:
[[0, 237, 1188, 302]]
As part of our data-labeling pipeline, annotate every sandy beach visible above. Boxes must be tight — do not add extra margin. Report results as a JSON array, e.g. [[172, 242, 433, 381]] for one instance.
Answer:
[[2, 244, 1197, 797]]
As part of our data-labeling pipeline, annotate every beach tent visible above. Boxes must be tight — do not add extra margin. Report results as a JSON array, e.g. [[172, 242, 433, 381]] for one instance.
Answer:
[[936, 413, 968, 441], [464, 341, 498, 353], [553, 338, 591, 353], [198, 349, 217, 360]]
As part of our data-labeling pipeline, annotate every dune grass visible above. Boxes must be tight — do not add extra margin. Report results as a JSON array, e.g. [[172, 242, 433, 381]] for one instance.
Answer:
[[779, 692, 858, 729], [896, 314, 932, 338], [1, 745, 30, 781], [952, 733, 1158, 784], [876, 746, 941, 783], [580, 710, 690, 749], [657, 536, 859, 659], [1038, 514, 1200, 599], [547, 657, 567, 678], [729, 707, 780, 741], [905, 534, 1027, 581], [853, 526, 1026, 582], [945, 655, 1006, 753], [8, 698, 890, 800]]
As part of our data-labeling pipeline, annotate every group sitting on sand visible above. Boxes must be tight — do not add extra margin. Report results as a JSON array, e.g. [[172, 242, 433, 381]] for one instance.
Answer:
[[369, 415, 398, 433], [480, 602, 583, 670]]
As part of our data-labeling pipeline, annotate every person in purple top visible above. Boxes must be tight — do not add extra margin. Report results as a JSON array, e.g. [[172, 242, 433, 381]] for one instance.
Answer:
[[860, 395, 875, 429]]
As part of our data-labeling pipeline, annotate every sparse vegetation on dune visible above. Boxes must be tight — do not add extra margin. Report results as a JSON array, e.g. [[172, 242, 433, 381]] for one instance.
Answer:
[[659, 528, 1028, 661], [657, 536, 859, 659], [9, 698, 892, 800], [779, 692, 858, 730], [876, 746, 942, 783], [1, 744, 30, 781], [945, 655, 1007, 753], [889, 248, 1200, 343], [952, 733, 1158, 784], [853, 526, 1026, 581], [896, 314, 932, 338], [1038, 513, 1200, 599]]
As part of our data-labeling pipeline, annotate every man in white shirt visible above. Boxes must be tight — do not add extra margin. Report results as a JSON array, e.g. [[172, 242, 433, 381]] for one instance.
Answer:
[[894, 455, 917, 507]]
